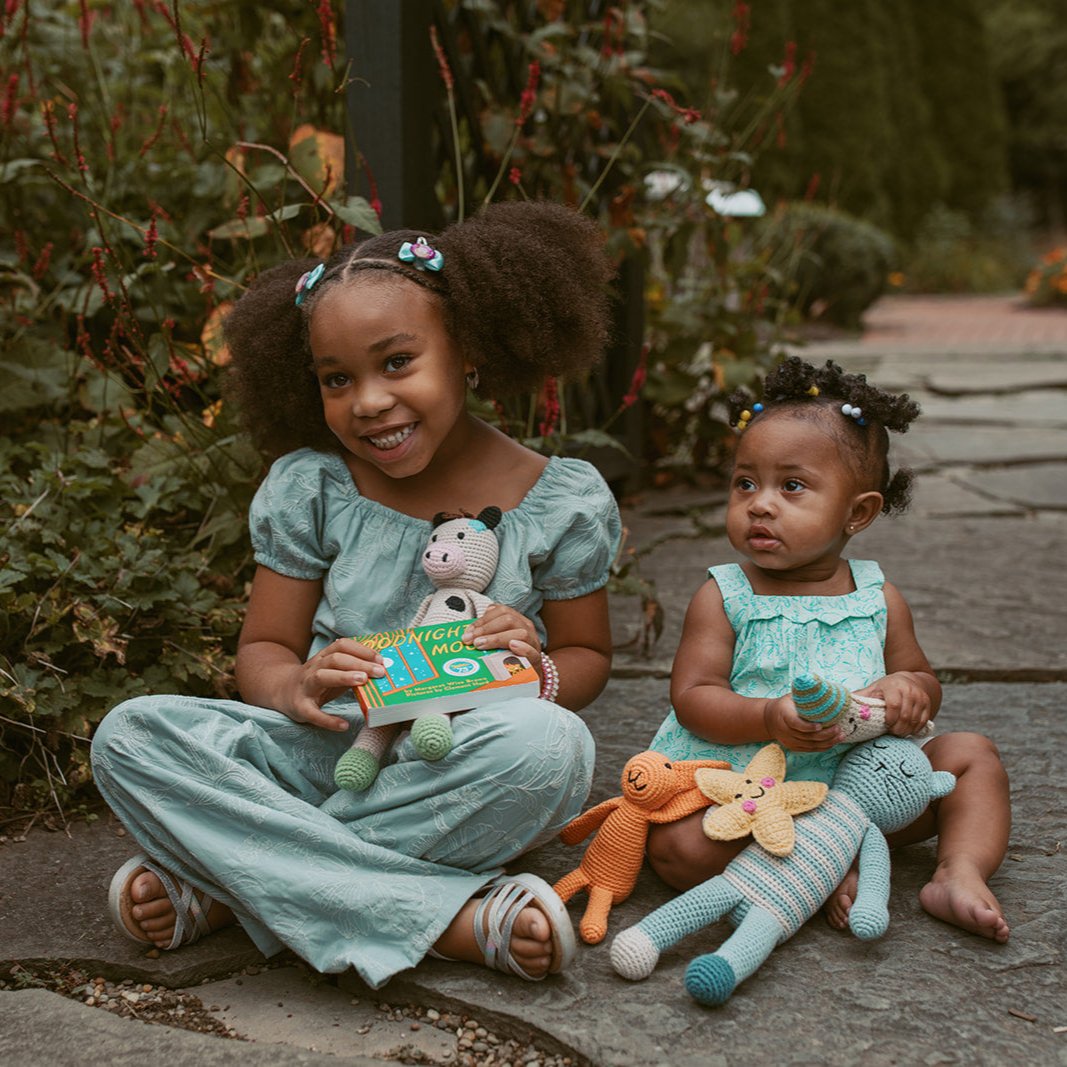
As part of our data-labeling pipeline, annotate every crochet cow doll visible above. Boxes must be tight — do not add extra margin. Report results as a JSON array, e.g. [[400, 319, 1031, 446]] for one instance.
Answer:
[[334, 506, 503, 791], [610, 736, 955, 1005]]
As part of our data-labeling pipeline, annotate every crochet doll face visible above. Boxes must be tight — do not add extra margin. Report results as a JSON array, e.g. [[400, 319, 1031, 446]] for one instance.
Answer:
[[310, 275, 475, 484], [726, 411, 875, 581], [622, 752, 690, 809]]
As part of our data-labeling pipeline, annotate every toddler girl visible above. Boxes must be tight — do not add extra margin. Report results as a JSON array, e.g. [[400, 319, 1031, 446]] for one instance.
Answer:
[[646, 356, 1011, 943], [91, 200, 623, 987]]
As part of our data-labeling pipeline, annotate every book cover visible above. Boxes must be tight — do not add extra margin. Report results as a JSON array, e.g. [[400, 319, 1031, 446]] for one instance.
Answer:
[[352, 620, 540, 726]]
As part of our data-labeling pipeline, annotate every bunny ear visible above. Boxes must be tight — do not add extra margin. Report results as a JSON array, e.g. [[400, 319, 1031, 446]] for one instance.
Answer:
[[930, 771, 956, 799], [477, 506, 503, 530]]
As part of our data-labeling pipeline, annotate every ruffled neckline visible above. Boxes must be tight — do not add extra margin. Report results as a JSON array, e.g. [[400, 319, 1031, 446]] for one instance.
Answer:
[[717, 561, 885, 625], [316, 449, 574, 530]]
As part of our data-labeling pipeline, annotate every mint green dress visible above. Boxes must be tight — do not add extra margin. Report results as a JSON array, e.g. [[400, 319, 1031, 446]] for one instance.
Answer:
[[92, 449, 621, 988], [649, 560, 887, 784]]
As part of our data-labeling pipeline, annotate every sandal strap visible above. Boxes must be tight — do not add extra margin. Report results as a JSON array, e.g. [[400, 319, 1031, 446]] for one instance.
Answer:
[[473, 879, 538, 980], [146, 861, 216, 950]]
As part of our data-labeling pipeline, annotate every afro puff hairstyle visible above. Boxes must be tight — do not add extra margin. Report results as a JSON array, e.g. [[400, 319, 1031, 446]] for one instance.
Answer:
[[727, 356, 921, 514], [223, 200, 615, 459]]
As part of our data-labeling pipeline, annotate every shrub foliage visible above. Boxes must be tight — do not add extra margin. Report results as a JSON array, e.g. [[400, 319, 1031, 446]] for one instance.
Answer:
[[1, 0, 797, 814]]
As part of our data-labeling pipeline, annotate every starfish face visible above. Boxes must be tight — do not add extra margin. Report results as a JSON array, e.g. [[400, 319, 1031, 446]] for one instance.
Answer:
[[695, 743, 828, 857]]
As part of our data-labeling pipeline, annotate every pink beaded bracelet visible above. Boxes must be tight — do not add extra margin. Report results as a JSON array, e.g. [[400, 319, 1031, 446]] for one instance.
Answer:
[[539, 652, 560, 702]]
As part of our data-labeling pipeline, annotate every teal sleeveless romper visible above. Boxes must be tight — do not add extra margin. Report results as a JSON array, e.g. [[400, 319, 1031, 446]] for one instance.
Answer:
[[649, 560, 888, 784]]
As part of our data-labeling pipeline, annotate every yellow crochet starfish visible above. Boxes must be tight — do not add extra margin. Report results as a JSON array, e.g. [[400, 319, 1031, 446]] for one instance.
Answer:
[[694, 743, 828, 857]]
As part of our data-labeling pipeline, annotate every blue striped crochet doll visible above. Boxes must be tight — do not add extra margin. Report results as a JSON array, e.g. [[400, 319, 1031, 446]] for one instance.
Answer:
[[610, 736, 955, 1006]]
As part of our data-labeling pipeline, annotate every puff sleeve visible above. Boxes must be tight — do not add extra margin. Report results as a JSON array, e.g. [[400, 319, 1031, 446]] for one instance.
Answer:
[[248, 449, 336, 580], [529, 458, 622, 600]]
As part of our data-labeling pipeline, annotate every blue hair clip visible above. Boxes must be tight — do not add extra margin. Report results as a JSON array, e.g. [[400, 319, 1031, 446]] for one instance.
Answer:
[[294, 263, 325, 306], [841, 402, 867, 426], [398, 237, 444, 272]]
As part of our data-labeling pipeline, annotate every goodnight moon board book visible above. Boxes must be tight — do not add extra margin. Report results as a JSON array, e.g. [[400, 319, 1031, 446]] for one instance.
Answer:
[[351, 621, 540, 726]]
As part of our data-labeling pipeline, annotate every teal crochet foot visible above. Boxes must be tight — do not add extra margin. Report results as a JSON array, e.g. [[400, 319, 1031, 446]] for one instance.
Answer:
[[334, 747, 381, 791], [411, 714, 453, 761], [685, 954, 737, 1006]]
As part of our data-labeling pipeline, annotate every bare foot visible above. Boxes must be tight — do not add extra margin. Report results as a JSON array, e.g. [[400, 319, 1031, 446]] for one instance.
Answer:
[[824, 863, 859, 931], [125, 869, 235, 949], [918, 860, 1010, 943], [433, 896, 555, 978]]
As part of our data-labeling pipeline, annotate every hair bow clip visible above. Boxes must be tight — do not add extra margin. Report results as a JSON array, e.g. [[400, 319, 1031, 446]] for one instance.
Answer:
[[294, 263, 326, 306], [398, 237, 444, 272]]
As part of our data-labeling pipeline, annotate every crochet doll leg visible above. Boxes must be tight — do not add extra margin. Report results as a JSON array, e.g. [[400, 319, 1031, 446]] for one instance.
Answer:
[[579, 885, 615, 945], [610, 875, 739, 981], [685, 904, 781, 1006], [551, 867, 590, 904], [410, 713, 453, 761], [335, 723, 397, 791]]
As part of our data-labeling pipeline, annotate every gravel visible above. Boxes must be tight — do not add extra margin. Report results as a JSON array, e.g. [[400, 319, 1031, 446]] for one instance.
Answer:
[[1, 961, 585, 1066]]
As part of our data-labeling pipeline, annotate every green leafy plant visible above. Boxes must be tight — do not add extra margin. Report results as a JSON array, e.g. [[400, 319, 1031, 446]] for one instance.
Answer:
[[0, 0, 367, 817], [758, 201, 895, 329]]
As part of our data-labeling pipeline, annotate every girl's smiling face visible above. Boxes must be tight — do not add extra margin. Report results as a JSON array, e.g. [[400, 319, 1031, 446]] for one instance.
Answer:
[[309, 276, 474, 482], [726, 412, 880, 583]]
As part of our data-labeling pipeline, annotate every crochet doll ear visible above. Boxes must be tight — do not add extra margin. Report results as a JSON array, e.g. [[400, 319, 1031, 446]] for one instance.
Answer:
[[476, 506, 502, 530]]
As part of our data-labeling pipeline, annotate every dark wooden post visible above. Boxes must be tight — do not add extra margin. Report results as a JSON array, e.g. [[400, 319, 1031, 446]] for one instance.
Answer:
[[345, 1, 442, 233]]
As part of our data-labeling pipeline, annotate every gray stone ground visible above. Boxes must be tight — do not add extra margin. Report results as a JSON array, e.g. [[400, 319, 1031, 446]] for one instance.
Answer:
[[2, 296, 1066, 1065]]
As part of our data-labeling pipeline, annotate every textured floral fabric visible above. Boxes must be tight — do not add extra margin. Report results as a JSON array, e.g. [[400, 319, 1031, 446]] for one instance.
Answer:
[[91, 449, 619, 988], [649, 560, 887, 785], [249, 448, 622, 660]]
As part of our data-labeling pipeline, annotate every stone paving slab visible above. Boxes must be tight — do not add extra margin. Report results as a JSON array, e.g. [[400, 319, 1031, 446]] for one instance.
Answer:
[[0, 987, 378, 1066], [344, 679, 1067, 1067]]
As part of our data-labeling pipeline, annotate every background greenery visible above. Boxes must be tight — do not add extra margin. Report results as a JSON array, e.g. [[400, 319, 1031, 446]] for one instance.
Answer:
[[1, 0, 1063, 818]]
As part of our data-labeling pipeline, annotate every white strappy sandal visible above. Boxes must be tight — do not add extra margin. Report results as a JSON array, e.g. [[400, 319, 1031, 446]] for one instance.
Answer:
[[432, 872, 576, 980], [108, 853, 217, 950]]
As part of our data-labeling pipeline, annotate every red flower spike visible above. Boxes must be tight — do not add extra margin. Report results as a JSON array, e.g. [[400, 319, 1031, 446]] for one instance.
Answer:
[[430, 25, 454, 91], [516, 61, 541, 127]]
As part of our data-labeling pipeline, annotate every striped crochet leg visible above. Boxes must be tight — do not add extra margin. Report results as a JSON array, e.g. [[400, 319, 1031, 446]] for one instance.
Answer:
[[685, 905, 781, 1006], [610, 876, 739, 981]]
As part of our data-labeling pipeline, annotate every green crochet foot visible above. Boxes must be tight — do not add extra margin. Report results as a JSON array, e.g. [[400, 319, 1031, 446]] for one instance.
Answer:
[[334, 747, 381, 792], [685, 954, 737, 1006], [411, 714, 453, 761]]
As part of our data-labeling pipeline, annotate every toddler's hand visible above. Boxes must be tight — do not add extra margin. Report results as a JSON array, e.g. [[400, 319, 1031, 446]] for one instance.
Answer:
[[763, 695, 843, 752], [287, 638, 385, 732], [857, 674, 932, 737], [463, 605, 542, 665]]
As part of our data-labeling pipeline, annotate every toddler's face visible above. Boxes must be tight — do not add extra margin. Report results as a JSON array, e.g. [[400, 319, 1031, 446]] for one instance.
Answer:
[[726, 412, 863, 580], [309, 276, 472, 483]]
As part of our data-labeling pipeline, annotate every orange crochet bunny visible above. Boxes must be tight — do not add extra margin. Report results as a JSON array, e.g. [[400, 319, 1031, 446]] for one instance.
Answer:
[[553, 750, 729, 944]]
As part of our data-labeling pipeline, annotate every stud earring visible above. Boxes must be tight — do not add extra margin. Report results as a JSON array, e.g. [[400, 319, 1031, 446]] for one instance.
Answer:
[[466, 369, 479, 390]]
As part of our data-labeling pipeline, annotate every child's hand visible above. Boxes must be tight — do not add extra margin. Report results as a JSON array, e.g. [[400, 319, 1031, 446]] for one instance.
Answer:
[[463, 605, 542, 663], [286, 638, 385, 732], [856, 673, 933, 737], [763, 695, 843, 752]]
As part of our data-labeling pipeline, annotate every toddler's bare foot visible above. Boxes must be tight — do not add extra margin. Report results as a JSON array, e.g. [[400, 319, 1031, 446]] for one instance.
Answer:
[[434, 896, 555, 978], [918, 860, 1009, 943], [824, 863, 859, 930], [125, 868, 235, 948]]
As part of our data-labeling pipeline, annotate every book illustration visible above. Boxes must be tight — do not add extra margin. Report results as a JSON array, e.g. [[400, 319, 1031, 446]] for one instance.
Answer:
[[352, 620, 539, 723]]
